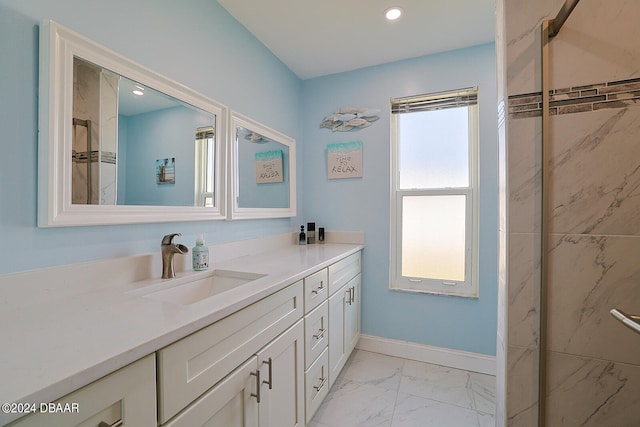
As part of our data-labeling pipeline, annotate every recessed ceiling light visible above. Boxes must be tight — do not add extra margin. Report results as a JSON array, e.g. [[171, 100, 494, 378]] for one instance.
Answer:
[[132, 90, 144, 96], [385, 7, 403, 21]]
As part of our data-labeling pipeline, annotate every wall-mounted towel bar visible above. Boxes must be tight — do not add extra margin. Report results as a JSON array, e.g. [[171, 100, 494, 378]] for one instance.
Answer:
[[610, 309, 640, 335]]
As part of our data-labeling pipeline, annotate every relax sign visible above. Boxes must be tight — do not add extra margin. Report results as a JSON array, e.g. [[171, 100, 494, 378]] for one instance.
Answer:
[[327, 141, 363, 179]]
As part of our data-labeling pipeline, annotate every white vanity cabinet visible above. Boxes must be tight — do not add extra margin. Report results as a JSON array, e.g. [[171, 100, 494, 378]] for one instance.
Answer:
[[8, 355, 156, 427], [328, 252, 361, 389], [157, 281, 304, 426], [4, 245, 362, 427], [302, 250, 362, 422], [163, 320, 305, 427]]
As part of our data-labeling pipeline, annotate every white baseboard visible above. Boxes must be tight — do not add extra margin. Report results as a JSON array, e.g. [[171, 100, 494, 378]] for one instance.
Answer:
[[356, 334, 496, 376]]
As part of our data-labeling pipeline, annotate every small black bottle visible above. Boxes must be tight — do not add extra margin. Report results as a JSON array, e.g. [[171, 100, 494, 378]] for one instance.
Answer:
[[298, 225, 307, 245]]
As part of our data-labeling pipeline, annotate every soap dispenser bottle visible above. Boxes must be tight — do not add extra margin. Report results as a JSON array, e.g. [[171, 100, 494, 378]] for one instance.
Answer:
[[192, 233, 209, 271]]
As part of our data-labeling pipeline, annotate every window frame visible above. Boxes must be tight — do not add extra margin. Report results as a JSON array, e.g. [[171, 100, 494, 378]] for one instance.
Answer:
[[389, 88, 480, 298], [194, 126, 215, 207]]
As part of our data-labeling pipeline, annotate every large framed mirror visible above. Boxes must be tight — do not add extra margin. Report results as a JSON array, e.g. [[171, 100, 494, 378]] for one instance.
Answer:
[[38, 20, 227, 226], [229, 112, 296, 219]]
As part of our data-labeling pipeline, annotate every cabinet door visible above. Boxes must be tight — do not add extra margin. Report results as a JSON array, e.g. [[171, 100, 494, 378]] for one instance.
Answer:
[[163, 356, 259, 427], [345, 274, 361, 355], [328, 283, 349, 388], [328, 274, 361, 389], [8, 355, 156, 427], [257, 320, 305, 427]]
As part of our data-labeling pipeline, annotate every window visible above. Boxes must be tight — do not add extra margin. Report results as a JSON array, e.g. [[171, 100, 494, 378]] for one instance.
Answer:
[[390, 87, 479, 297], [194, 126, 215, 207]]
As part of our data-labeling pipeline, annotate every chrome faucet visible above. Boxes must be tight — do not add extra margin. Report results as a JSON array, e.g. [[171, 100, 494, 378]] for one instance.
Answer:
[[161, 233, 189, 279]]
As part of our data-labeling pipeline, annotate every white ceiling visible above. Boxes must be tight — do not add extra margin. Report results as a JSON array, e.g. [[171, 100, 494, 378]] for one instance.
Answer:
[[217, 0, 496, 80], [118, 76, 180, 116]]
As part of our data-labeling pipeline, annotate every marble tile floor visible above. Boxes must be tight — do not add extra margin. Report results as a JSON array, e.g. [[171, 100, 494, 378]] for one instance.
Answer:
[[310, 349, 496, 427]]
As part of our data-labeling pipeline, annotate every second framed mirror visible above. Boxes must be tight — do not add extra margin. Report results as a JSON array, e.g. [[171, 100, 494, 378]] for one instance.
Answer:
[[229, 112, 296, 219]]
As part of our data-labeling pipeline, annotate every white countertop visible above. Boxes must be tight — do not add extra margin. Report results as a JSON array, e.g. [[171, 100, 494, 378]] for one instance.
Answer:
[[0, 238, 362, 425]]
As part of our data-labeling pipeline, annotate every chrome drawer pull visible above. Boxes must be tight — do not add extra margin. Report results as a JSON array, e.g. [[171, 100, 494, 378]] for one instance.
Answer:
[[345, 288, 353, 305], [250, 370, 261, 403], [350, 286, 355, 304], [313, 328, 327, 340], [311, 282, 325, 295], [313, 376, 327, 392], [99, 420, 123, 427], [610, 309, 640, 335], [262, 358, 273, 390]]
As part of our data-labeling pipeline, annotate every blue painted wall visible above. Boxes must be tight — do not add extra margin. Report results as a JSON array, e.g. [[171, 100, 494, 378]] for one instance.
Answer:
[[121, 106, 211, 206], [0, 0, 301, 274], [300, 44, 498, 355], [0, 0, 497, 355]]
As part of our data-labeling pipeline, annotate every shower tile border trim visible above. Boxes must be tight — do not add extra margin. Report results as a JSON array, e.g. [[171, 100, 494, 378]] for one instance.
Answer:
[[508, 77, 640, 119]]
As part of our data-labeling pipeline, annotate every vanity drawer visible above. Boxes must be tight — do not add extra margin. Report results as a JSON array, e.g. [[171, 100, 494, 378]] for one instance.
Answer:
[[304, 268, 328, 313], [8, 355, 156, 427], [328, 251, 361, 295], [305, 347, 329, 424], [304, 349, 329, 423], [304, 300, 328, 369], [157, 281, 303, 424]]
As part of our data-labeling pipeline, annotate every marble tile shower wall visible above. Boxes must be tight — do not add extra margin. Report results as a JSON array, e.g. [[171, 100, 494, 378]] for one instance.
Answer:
[[504, 0, 640, 426], [72, 60, 101, 205], [505, 114, 541, 427], [72, 61, 119, 205], [543, 106, 640, 426]]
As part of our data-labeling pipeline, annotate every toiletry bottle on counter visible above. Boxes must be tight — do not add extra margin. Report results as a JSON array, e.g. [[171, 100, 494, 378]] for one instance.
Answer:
[[318, 227, 325, 243], [307, 222, 316, 244], [192, 233, 209, 271], [299, 225, 307, 245]]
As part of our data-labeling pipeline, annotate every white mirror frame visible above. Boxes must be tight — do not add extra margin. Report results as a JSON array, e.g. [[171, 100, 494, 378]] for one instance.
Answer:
[[38, 20, 228, 227], [229, 112, 297, 219]]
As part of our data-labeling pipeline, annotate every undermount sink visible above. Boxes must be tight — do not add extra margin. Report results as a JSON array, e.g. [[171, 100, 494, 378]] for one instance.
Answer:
[[143, 270, 266, 305]]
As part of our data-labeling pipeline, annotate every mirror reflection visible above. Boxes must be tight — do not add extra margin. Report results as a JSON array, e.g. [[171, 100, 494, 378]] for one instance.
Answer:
[[236, 125, 290, 209], [72, 57, 216, 207]]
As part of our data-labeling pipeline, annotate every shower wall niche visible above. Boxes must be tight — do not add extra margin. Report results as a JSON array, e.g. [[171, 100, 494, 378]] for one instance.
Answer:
[[72, 58, 118, 205]]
